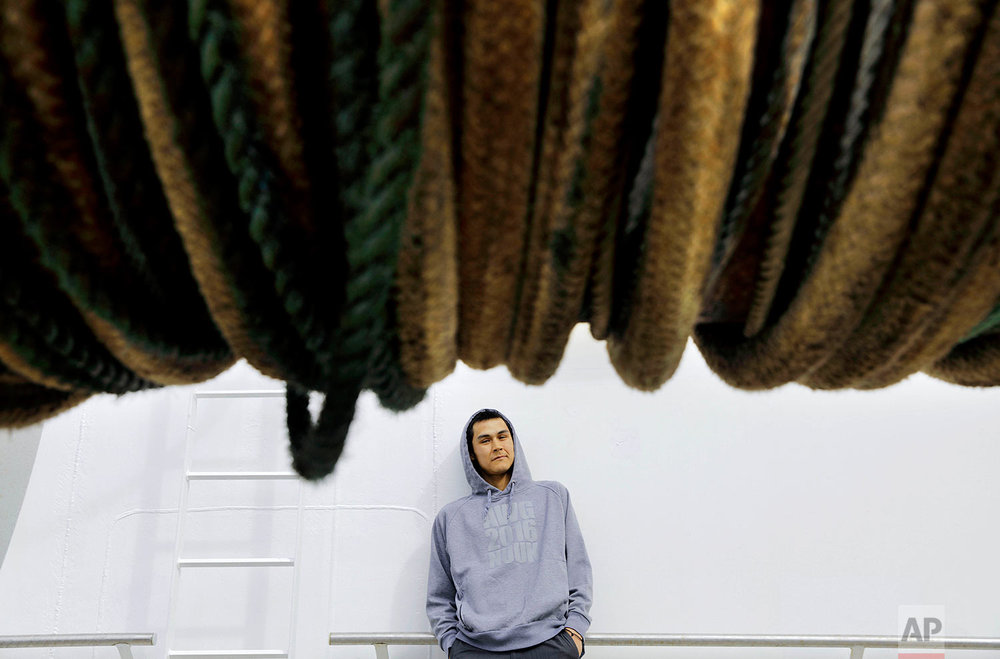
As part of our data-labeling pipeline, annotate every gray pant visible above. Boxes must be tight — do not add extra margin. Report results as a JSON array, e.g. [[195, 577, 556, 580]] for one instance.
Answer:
[[449, 631, 581, 658]]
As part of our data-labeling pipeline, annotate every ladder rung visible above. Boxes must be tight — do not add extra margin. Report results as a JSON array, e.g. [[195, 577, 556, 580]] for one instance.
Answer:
[[186, 471, 298, 481], [168, 651, 288, 658], [177, 558, 294, 568]]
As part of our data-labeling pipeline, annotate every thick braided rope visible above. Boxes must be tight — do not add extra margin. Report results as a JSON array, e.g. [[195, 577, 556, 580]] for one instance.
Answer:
[[535, 0, 641, 353], [214, 1, 344, 371], [0, 0, 126, 322], [509, 0, 584, 381], [456, 0, 545, 370], [275, 0, 381, 478], [284, 383, 311, 452], [0, 373, 91, 429], [0, 0, 122, 269], [695, 0, 881, 337], [0, 0, 233, 385], [345, 0, 430, 411], [584, 211, 616, 340], [285, 0, 346, 315], [766, 0, 909, 323], [0, 225, 155, 395], [607, 0, 760, 391], [0, 14, 160, 389], [963, 303, 1000, 342], [65, 0, 233, 383], [335, 0, 433, 410], [608, 119, 657, 340], [928, 330, 1000, 386], [69, 0, 223, 321], [115, 0, 304, 382], [803, 1, 1000, 388], [0, 64, 158, 395], [0, 226, 154, 394], [290, 0, 433, 477], [323, 0, 379, 379], [709, 0, 817, 289], [327, 0, 378, 224], [0, 298, 157, 395], [227, 0, 317, 238], [65, 0, 159, 297], [585, 0, 669, 341], [857, 199, 1000, 389], [394, 0, 460, 388], [1, 0, 166, 384], [189, 0, 333, 389], [859, 221, 1000, 388], [694, 0, 984, 389], [193, 0, 412, 476], [0, 309, 152, 394], [0, 192, 156, 395], [510, 0, 645, 384], [508, 0, 598, 382], [744, 0, 857, 336]]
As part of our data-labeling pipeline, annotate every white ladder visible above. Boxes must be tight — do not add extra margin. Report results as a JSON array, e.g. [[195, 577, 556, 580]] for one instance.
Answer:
[[165, 390, 304, 659]]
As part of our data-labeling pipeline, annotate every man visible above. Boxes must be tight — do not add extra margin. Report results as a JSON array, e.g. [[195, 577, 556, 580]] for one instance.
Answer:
[[427, 408, 593, 657]]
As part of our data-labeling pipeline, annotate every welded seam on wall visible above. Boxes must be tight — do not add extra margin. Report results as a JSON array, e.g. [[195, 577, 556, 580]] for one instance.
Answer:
[[431, 388, 442, 514], [50, 408, 87, 658]]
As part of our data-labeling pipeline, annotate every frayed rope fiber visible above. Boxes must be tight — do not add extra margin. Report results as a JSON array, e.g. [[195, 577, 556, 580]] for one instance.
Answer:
[[2, 0, 999, 480]]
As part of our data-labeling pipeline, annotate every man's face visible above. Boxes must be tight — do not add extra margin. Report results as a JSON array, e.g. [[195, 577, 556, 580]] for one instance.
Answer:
[[470, 417, 514, 478]]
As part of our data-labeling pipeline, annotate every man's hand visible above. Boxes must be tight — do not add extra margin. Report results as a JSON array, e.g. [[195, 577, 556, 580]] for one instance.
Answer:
[[565, 628, 583, 656]]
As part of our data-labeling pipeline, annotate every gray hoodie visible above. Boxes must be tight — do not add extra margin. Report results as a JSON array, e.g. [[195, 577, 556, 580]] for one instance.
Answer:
[[426, 410, 593, 653]]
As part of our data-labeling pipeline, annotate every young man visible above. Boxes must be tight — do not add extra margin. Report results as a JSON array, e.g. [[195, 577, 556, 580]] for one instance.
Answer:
[[426, 408, 593, 657]]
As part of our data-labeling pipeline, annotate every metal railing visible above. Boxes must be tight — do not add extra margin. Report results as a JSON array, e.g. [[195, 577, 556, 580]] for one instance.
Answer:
[[0, 633, 155, 658], [329, 633, 1000, 659]]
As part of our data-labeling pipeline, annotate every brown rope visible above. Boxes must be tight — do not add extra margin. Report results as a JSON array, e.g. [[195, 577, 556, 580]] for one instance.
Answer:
[[395, 0, 461, 388], [928, 331, 1000, 386], [743, 0, 857, 336], [607, 0, 760, 391], [0, 363, 90, 428], [804, 1, 1000, 388], [226, 0, 317, 238], [456, 0, 545, 370], [507, 0, 583, 382], [114, 0, 299, 382], [695, 0, 984, 390]]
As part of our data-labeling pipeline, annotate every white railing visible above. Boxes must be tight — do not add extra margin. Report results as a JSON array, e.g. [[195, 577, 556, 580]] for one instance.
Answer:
[[328, 633, 1000, 659], [0, 633, 155, 658]]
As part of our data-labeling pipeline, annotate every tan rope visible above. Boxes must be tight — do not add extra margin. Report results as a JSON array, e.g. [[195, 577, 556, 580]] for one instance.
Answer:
[[608, 0, 760, 391], [695, 0, 985, 390]]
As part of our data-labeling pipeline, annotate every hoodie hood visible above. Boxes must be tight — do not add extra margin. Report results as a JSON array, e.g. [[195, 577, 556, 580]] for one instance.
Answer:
[[460, 409, 532, 493]]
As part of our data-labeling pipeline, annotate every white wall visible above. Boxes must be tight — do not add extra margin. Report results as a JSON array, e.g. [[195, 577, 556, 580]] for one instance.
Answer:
[[0, 425, 43, 565], [1, 326, 999, 659]]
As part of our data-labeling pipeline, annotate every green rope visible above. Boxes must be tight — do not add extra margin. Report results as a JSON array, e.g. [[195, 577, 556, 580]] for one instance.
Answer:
[[66, 0, 230, 359]]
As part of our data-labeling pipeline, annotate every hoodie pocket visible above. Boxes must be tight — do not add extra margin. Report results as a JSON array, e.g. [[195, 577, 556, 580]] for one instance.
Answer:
[[457, 575, 517, 632]]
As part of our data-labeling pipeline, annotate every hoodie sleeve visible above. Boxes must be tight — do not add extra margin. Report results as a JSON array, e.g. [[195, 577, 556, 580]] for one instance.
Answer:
[[564, 488, 593, 635], [426, 511, 459, 652]]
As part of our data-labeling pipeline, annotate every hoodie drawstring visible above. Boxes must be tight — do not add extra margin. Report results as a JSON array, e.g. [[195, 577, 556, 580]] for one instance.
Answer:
[[483, 481, 516, 521]]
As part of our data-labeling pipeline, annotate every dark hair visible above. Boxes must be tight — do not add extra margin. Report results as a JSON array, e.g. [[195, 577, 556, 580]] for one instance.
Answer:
[[466, 409, 513, 459]]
